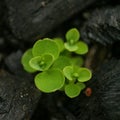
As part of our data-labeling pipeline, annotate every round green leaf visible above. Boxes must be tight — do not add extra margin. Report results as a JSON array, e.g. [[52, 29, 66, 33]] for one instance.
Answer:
[[32, 38, 60, 60], [54, 38, 65, 52], [65, 83, 81, 98], [70, 56, 84, 66], [75, 41, 88, 55], [63, 66, 80, 81], [21, 49, 36, 73], [51, 56, 71, 70], [64, 42, 78, 52], [65, 28, 80, 44], [78, 68, 92, 82], [76, 82, 86, 90], [29, 54, 54, 71], [63, 66, 74, 81], [35, 69, 65, 93]]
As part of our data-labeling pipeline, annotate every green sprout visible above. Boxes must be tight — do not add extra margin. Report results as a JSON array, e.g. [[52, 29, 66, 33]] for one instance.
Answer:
[[64, 28, 88, 54], [29, 54, 54, 71], [21, 28, 92, 98]]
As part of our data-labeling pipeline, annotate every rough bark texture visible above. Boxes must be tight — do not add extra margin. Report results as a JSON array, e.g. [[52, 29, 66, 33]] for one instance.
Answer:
[[0, 71, 41, 120], [5, 0, 98, 41], [81, 6, 120, 45], [0, 51, 41, 120], [31, 93, 77, 120]]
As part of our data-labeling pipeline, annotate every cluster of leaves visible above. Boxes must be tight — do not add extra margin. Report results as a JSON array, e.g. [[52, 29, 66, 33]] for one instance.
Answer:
[[21, 28, 92, 98]]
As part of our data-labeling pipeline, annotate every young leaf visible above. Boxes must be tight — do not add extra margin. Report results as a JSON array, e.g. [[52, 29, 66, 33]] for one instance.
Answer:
[[63, 66, 74, 81], [54, 38, 65, 52], [78, 68, 92, 82], [29, 54, 54, 71], [63, 66, 80, 81], [75, 41, 88, 55], [64, 42, 78, 52], [65, 83, 81, 98], [66, 28, 80, 44], [32, 38, 60, 60], [35, 69, 65, 93], [70, 56, 84, 66], [21, 49, 36, 73], [76, 82, 86, 90], [51, 56, 71, 70]]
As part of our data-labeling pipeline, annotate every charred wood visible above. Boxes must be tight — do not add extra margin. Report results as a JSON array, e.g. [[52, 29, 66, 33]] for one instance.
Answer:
[[5, 0, 99, 41], [81, 6, 120, 45]]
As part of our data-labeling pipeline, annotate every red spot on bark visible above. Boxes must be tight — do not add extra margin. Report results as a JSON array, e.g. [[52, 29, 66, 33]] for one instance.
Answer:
[[85, 87, 92, 97]]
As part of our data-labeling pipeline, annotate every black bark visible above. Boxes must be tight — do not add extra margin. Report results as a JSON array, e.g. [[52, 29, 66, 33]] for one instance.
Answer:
[[0, 51, 41, 120], [81, 6, 120, 45], [0, 71, 41, 120], [5, 0, 98, 41], [0, 0, 4, 34]]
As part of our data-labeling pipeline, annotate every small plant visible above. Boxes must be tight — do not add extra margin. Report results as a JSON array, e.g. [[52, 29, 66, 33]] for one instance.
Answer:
[[21, 28, 92, 98]]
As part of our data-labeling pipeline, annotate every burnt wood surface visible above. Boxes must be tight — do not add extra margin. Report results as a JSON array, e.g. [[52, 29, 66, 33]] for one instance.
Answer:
[[0, 51, 41, 120], [0, 71, 41, 120], [5, 0, 99, 41], [81, 6, 120, 45], [0, 0, 4, 34]]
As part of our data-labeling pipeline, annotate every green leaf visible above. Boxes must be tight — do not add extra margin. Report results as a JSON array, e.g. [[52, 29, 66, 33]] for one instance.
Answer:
[[32, 38, 60, 60], [65, 83, 81, 98], [21, 49, 36, 73], [66, 28, 80, 44], [63, 66, 80, 81], [76, 82, 86, 90], [51, 56, 71, 70], [35, 69, 65, 93], [75, 41, 88, 55], [29, 54, 54, 71], [60, 50, 71, 57], [54, 38, 65, 52], [78, 68, 92, 82], [63, 66, 74, 81], [64, 42, 78, 52], [70, 56, 84, 66]]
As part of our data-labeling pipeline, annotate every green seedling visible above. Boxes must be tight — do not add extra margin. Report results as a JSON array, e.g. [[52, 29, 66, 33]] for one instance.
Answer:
[[63, 65, 91, 98], [64, 28, 88, 54], [29, 54, 54, 71], [21, 28, 92, 98], [63, 66, 92, 82]]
